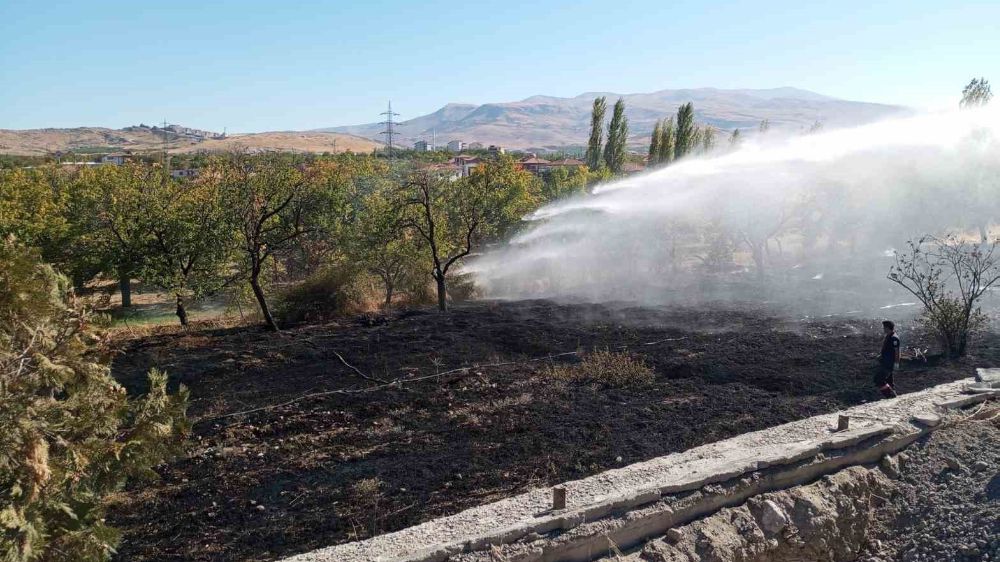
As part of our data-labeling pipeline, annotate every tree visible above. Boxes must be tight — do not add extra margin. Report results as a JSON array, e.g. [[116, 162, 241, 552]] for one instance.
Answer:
[[648, 119, 662, 165], [141, 175, 231, 326], [729, 128, 742, 148], [889, 234, 1000, 356], [406, 155, 538, 311], [758, 119, 770, 134], [0, 238, 188, 561], [658, 117, 675, 165], [214, 151, 317, 331], [960, 77, 993, 108], [349, 185, 420, 307], [542, 165, 590, 201], [702, 126, 716, 153], [585, 97, 607, 170], [806, 120, 824, 134], [674, 102, 696, 159], [603, 98, 629, 174], [73, 163, 161, 308]]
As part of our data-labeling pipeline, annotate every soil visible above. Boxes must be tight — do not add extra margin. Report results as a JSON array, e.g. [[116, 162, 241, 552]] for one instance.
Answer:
[[106, 300, 1000, 562]]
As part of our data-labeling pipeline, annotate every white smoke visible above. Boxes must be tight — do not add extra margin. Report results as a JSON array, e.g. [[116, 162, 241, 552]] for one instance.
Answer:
[[469, 106, 1000, 315]]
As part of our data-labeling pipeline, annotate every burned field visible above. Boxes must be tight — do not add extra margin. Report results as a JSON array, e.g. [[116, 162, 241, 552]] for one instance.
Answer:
[[107, 300, 997, 562]]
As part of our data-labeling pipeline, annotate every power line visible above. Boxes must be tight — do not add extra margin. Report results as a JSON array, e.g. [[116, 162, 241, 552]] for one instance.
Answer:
[[379, 100, 400, 164]]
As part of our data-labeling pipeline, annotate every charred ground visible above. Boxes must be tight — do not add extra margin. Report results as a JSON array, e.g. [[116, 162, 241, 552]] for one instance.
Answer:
[[107, 300, 999, 562]]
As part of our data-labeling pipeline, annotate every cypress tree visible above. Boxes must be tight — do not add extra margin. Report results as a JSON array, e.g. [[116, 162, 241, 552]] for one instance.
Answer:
[[659, 116, 675, 164], [674, 102, 695, 159], [702, 126, 716, 152], [729, 128, 742, 147], [603, 98, 629, 174], [585, 97, 607, 170], [648, 119, 662, 165], [758, 119, 770, 134]]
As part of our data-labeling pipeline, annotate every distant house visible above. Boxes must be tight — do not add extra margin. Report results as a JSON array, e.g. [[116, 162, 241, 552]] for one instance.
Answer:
[[414, 140, 433, 151], [549, 157, 585, 170], [446, 140, 464, 152], [100, 152, 131, 165], [419, 161, 462, 181], [519, 154, 551, 175], [170, 168, 198, 179], [467, 142, 484, 150], [452, 154, 480, 177], [487, 145, 506, 156]]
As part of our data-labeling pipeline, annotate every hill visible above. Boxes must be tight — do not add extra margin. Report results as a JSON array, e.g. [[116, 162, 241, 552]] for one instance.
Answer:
[[318, 87, 908, 150], [0, 127, 381, 156]]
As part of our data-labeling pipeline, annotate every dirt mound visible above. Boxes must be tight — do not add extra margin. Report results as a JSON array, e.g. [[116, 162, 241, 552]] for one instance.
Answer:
[[106, 301, 999, 562]]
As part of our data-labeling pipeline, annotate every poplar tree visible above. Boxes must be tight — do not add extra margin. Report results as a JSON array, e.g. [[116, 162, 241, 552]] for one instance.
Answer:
[[674, 102, 696, 159], [759, 119, 770, 134], [729, 128, 742, 148], [702, 126, 716, 153], [658, 116, 675, 165], [602, 98, 628, 174], [961, 77, 993, 108], [585, 96, 607, 170], [648, 119, 662, 165]]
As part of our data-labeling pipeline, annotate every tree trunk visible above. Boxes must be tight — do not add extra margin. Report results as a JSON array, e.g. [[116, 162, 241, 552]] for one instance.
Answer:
[[435, 273, 448, 312], [249, 273, 278, 331], [979, 224, 989, 243], [119, 272, 132, 308], [175, 293, 189, 326], [751, 244, 765, 281], [384, 283, 394, 308]]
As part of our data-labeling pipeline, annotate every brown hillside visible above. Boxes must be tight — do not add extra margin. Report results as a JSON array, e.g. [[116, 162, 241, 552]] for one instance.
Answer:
[[0, 128, 381, 156]]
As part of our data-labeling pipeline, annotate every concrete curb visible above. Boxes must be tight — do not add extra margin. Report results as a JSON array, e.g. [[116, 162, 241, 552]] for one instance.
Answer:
[[282, 378, 996, 562]]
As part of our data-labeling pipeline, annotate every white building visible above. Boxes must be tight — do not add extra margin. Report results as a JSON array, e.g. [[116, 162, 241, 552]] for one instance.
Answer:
[[446, 140, 464, 152], [414, 140, 433, 151], [467, 142, 484, 150], [100, 153, 130, 165]]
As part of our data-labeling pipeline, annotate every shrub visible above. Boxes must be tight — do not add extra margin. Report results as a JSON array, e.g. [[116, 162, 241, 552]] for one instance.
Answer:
[[0, 238, 189, 562], [274, 267, 367, 324], [889, 234, 1000, 357], [546, 349, 655, 387]]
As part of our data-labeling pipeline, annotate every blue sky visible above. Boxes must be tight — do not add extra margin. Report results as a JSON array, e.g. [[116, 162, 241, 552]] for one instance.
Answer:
[[1, 0, 997, 132]]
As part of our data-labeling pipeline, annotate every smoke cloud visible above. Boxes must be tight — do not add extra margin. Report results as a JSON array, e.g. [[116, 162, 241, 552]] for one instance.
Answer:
[[468, 107, 1000, 316]]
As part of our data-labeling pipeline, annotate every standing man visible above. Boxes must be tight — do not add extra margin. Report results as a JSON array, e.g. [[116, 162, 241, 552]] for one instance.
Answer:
[[876, 320, 900, 399]]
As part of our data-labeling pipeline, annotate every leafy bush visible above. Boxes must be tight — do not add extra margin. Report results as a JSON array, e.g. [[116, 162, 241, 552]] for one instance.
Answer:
[[274, 267, 367, 324], [0, 238, 189, 561], [546, 349, 654, 387]]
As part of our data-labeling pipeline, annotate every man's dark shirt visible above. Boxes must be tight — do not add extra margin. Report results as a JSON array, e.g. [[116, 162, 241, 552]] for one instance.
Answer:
[[881, 333, 900, 370]]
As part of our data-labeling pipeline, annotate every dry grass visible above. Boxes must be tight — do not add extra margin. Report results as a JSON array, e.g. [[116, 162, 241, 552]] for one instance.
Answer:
[[546, 349, 654, 387]]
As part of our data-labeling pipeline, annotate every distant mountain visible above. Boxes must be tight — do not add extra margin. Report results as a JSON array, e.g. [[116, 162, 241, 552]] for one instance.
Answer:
[[317, 87, 907, 150], [0, 126, 381, 156]]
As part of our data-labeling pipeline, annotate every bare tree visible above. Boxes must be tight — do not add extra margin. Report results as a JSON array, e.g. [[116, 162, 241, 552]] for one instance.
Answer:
[[888, 234, 1000, 356]]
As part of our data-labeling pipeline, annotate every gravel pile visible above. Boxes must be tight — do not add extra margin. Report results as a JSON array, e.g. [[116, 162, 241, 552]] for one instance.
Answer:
[[861, 406, 1000, 562]]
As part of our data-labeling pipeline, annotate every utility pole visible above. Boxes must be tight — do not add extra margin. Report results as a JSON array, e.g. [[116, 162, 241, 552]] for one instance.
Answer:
[[379, 100, 400, 164], [161, 118, 170, 173]]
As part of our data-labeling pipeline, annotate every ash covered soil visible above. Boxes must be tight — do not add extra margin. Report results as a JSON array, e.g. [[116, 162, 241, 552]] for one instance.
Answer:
[[106, 300, 1000, 562]]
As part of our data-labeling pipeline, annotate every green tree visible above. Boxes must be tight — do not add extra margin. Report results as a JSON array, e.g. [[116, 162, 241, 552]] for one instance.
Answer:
[[348, 184, 420, 307], [542, 165, 591, 201], [961, 77, 993, 108], [213, 151, 319, 331], [675, 102, 696, 159], [585, 97, 607, 171], [73, 163, 162, 308], [0, 238, 188, 561], [759, 119, 770, 134], [141, 175, 232, 325], [406, 155, 538, 311], [729, 128, 742, 148], [603, 98, 629, 174], [702, 126, 716, 153], [648, 119, 663, 165], [658, 117, 675, 165]]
